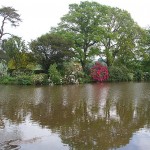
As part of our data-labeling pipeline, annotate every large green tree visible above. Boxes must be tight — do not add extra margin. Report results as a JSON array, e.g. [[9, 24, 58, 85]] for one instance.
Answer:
[[29, 33, 74, 72], [57, 1, 145, 70], [58, 1, 107, 72], [0, 6, 21, 40], [98, 7, 145, 67]]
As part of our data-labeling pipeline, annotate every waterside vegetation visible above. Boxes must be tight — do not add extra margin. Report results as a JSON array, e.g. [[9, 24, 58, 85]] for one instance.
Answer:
[[0, 1, 150, 85]]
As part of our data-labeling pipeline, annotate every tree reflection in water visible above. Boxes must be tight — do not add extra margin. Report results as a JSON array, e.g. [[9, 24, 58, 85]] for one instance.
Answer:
[[0, 83, 150, 149]]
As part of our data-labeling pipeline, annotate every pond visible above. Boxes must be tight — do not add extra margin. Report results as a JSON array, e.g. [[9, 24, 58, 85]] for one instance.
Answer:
[[0, 82, 150, 150]]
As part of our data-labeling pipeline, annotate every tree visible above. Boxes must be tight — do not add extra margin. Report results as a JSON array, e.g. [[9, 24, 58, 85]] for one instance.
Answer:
[[140, 28, 150, 72], [30, 33, 74, 72], [98, 7, 145, 67], [58, 1, 107, 72], [58, 1, 145, 71], [0, 6, 21, 40], [2, 36, 27, 70]]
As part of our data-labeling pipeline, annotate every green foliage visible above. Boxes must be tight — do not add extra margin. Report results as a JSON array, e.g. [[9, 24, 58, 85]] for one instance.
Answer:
[[140, 28, 150, 61], [61, 61, 82, 76], [30, 33, 74, 72], [61, 61, 75, 76], [2, 36, 29, 70], [108, 66, 132, 82], [57, 1, 144, 70], [0, 73, 48, 85], [0, 49, 7, 61], [142, 60, 150, 72], [48, 63, 62, 85], [16, 75, 32, 85], [100, 7, 144, 67], [7, 69, 33, 77], [31, 73, 48, 85], [78, 73, 92, 84], [0, 2, 149, 85], [133, 70, 143, 81], [0, 61, 7, 76], [127, 73, 134, 81], [58, 1, 105, 72], [143, 72, 150, 81], [0, 76, 16, 84], [108, 65, 150, 82], [59, 61, 91, 84], [133, 70, 150, 81]]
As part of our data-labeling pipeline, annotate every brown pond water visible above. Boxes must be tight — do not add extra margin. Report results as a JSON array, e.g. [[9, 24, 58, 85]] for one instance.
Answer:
[[0, 82, 150, 150]]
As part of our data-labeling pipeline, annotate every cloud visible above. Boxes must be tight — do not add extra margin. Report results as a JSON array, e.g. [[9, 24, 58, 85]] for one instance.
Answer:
[[1, 0, 150, 41]]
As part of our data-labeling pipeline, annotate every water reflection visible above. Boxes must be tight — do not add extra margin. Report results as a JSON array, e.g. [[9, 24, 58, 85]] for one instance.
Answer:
[[0, 82, 150, 149]]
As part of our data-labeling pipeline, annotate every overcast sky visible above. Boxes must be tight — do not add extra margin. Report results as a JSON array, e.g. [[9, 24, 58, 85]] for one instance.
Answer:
[[1, 0, 150, 42]]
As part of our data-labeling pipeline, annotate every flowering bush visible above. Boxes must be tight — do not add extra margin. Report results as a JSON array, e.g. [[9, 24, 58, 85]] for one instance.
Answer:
[[31, 73, 48, 85], [90, 62, 109, 82]]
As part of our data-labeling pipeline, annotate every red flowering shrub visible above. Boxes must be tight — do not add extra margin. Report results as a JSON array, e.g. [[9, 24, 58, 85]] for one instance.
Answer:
[[90, 62, 109, 82]]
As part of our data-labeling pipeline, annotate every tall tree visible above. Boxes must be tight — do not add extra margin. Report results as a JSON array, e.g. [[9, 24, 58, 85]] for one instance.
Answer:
[[29, 33, 74, 72], [98, 7, 145, 67], [58, 1, 107, 72], [58, 1, 144, 70], [0, 6, 21, 40]]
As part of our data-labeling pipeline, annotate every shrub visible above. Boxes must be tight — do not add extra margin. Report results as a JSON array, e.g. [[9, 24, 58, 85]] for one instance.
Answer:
[[143, 72, 150, 81], [62, 61, 83, 75], [61, 61, 75, 76], [127, 73, 134, 81], [108, 66, 131, 82], [0, 74, 48, 85], [31, 73, 48, 85], [90, 62, 109, 82], [16, 75, 32, 85], [48, 63, 62, 85], [133, 70, 143, 81], [0, 76, 16, 84], [78, 73, 92, 83], [133, 70, 150, 81]]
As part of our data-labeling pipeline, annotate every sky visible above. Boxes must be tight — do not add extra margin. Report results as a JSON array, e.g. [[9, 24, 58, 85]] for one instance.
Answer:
[[1, 0, 150, 42]]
